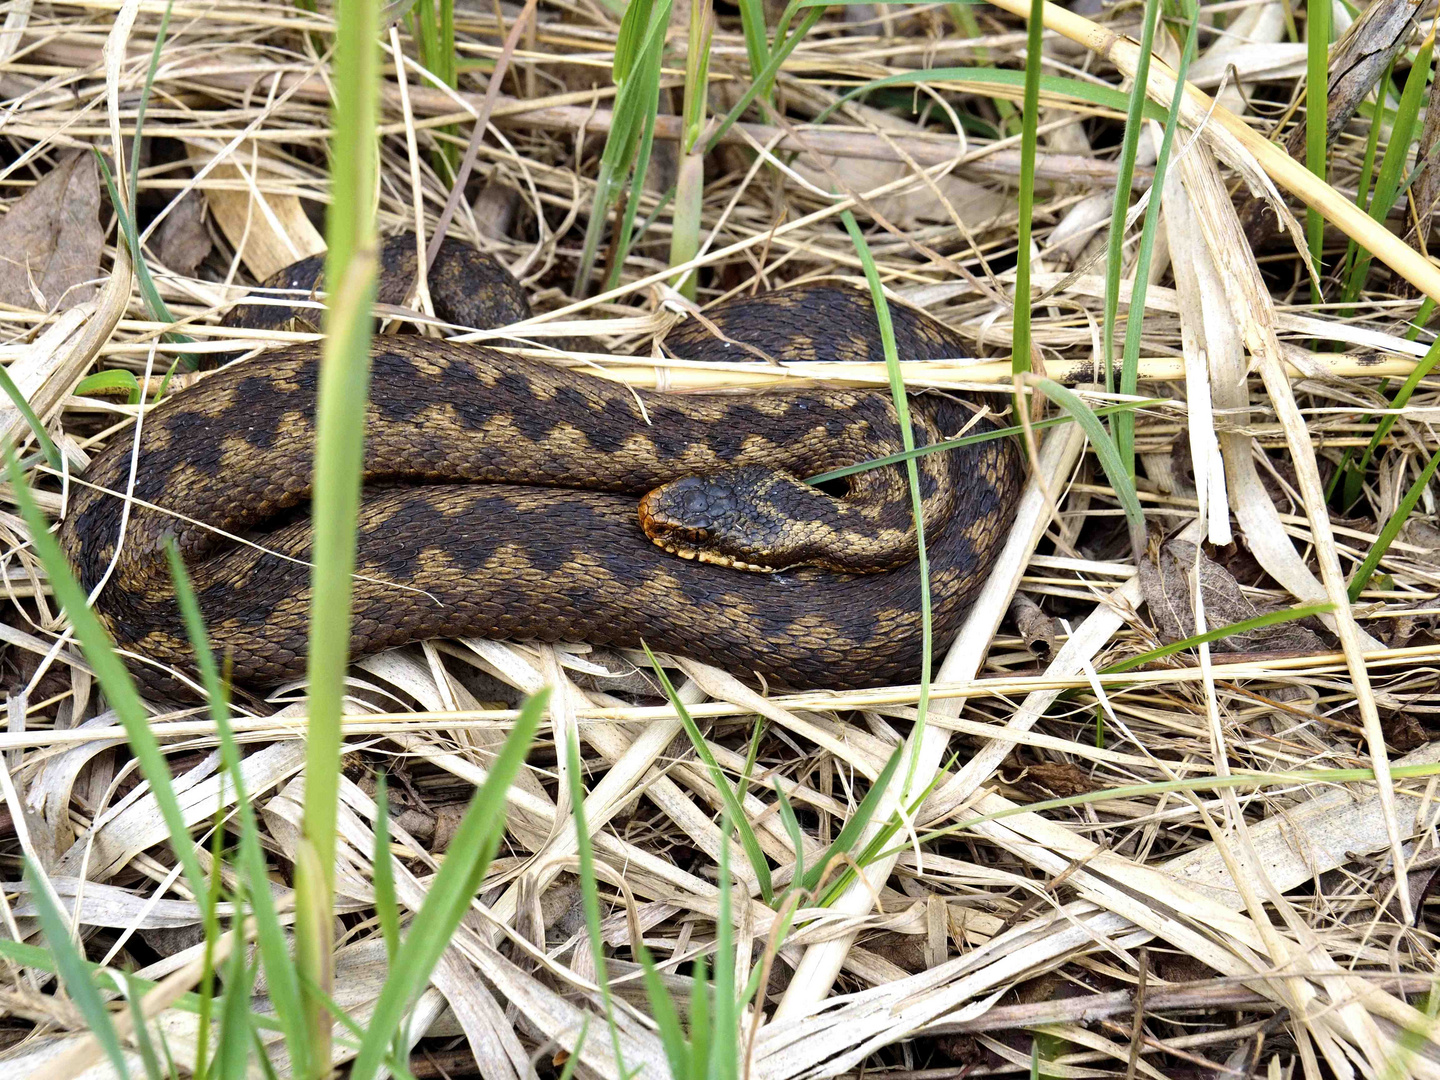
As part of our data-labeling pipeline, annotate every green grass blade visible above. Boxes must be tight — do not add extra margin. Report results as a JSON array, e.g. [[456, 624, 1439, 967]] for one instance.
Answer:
[[558, 1022, 590, 1080], [347, 691, 544, 1080], [215, 899, 256, 1080], [1305, 0, 1331, 306], [411, 0, 451, 176], [128, 0, 173, 217], [638, 946, 690, 1076], [438, 0, 455, 173], [1348, 444, 1440, 601], [689, 955, 712, 1070], [26, 858, 131, 1079], [1335, 57, 1393, 304], [614, 0, 657, 82], [75, 369, 142, 405], [300, 0, 384, 1044], [813, 67, 1166, 127], [0, 939, 285, 1033], [563, 728, 629, 1073], [604, 93, 661, 291], [1101, 0, 1161, 398], [372, 773, 401, 965], [0, 363, 61, 472], [1011, 0, 1045, 378], [801, 742, 903, 894], [576, 0, 672, 292], [709, 813, 737, 1080], [6, 449, 209, 903], [154, 1010, 180, 1080], [162, 542, 227, 705], [736, 0, 769, 85], [124, 984, 163, 1080], [1100, 601, 1335, 674], [93, 152, 195, 364], [805, 398, 1163, 485], [101, 0, 199, 368], [736, 717, 764, 803], [842, 210, 933, 733], [289, 966, 371, 1046], [410, 0, 459, 178], [1350, 334, 1440, 491], [250, 1032, 282, 1080], [195, 812, 225, 1080], [642, 645, 774, 904], [1116, 5, 1198, 476], [815, 760, 953, 908], [576, 156, 625, 295], [773, 782, 806, 891], [1034, 378, 1145, 549], [704, 3, 824, 153], [681, 2, 712, 147], [287, 968, 371, 1054], [412, 0, 439, 80], [1408, 298, 1436, 338]]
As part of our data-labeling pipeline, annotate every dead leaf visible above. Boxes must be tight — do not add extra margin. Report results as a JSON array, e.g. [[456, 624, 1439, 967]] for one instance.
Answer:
[[0, 151, 102, 312], [430, 801, 465, 853], [1141, 538, 1326, 653], [1329, 849, 1440, 926], [1001, 760, 1098, 799], [1399, 516, 1440, 553], [1380, 708, 1427, 752], [154, 189, 212, 275]]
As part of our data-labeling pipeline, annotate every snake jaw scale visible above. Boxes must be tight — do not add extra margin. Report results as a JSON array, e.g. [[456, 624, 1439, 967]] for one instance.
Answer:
[[649, 532, 781, 574], [696, 549, 780, 574], [655, 538, 699, 561]]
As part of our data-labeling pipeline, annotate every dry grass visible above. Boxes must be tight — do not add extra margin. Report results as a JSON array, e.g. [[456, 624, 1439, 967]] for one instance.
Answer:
[[1, 0, 1439, 1076]]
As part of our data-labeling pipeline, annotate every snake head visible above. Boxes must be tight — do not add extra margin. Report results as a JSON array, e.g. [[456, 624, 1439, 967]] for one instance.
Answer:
[[637, 466, 838, 573]]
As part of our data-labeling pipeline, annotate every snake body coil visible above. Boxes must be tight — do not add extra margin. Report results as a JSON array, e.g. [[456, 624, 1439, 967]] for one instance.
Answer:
[[60, 250, 1022, 699]]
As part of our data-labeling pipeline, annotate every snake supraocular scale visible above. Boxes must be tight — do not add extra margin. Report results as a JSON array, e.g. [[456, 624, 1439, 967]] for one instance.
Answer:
[[59, 246, 1023, 699]]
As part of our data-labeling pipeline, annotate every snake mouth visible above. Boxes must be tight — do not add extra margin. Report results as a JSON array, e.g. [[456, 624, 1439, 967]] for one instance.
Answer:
[[644, 533, 779, 574]]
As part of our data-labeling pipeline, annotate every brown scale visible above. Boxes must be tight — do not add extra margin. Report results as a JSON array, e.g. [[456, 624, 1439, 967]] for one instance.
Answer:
[[60, 250, 1023, 699]]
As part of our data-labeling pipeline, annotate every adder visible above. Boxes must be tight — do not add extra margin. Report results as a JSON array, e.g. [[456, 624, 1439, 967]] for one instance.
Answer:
[[59, 235, 1023, 699]]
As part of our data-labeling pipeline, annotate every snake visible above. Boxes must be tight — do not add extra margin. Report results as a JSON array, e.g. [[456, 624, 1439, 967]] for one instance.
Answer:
[[58, 236, 1023, 700]]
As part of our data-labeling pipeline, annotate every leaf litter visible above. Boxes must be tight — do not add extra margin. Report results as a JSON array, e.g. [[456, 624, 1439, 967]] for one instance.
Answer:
[[0, 0, 1437, 1076]]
